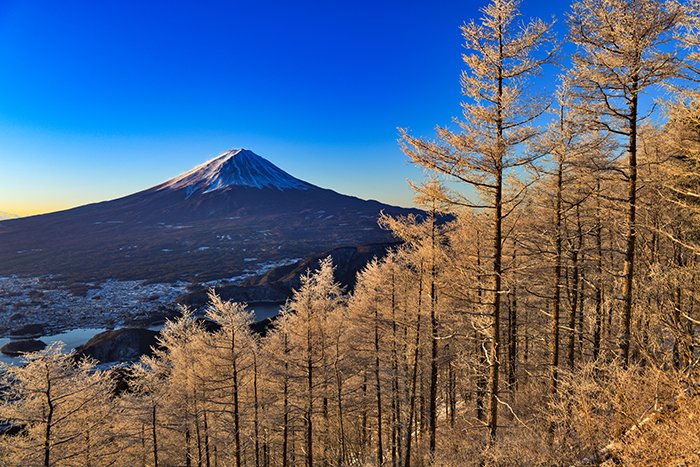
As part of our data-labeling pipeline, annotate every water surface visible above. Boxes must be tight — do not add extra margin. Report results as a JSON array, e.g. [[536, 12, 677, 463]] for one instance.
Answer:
[[0, 302, 282, 365]]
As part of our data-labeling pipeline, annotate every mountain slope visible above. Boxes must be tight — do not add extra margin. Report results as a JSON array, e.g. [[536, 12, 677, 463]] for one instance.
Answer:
[[0, 211, 19, 221], [0, 149, 418, 283], [159, 149, 313, 193], [177, 241, 400, 307]]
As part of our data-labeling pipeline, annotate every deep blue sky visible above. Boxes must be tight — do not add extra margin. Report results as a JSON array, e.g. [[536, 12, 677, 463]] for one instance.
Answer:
[[0, 0, 568, 215]]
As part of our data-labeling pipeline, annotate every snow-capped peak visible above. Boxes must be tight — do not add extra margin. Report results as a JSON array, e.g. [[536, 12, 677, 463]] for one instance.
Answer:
[[159, 149, 313, 195]]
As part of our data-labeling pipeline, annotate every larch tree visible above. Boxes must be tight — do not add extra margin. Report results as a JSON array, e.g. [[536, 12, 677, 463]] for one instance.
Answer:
[[282, 257, 344, 467], [202, 294, 258, 467], [527, 85, 582, 395], [567, 0, 684, 365], [0, 345, 115, 467], [400, 0, 555, 442], [123, 310, 210, 467], [260, 308, 296, 467], [380, 209, 447, 458]]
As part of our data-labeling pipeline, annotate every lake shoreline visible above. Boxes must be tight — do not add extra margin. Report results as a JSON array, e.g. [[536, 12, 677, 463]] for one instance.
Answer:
[[0, 302, 283, 365]]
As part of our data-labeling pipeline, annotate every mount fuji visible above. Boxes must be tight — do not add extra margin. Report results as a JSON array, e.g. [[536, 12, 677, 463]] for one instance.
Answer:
[[161, 149, 313, 194], [0, 149, 420, 284]]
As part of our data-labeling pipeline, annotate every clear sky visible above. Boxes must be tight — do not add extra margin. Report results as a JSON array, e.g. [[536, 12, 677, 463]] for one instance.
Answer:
[[0, 0, 568, 216]]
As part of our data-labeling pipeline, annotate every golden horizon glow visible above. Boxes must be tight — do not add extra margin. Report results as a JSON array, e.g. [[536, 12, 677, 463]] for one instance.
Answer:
[[4, 200, 94, 218]]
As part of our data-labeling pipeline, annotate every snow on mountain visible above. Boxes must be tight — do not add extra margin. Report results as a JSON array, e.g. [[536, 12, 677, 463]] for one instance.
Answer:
[[0, 147, 424, 284], [159, 149, 313, 196]]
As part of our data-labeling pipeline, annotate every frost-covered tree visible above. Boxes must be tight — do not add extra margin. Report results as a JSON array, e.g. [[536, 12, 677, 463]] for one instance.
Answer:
[[400, 0, 555, 442], [201, 293, 258, 467], [525, 84, 618, 390], [276, 257, 344, 467], [118, 310, 210, 467], [568, 0, 684, 365], [0, 345, 115, 467]]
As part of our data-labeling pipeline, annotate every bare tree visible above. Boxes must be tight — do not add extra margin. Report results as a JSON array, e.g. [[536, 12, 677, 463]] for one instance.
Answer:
[[400, 0, 555, 442], [568, 0, 684, 365], [0, 345, 115, 467]]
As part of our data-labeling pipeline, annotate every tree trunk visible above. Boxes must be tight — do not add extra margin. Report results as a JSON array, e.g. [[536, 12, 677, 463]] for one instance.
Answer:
[[673, 245, 683, 370], [195, 393, 202, 467], [203, 401, 211, 467], [253, 352, 261, 467], [334, 341, 347, 466], [475, 233, 487, 421], [282, 333, 289, 467], [428, 213, 439, 454], [576, 209, 585, 359], [488, 166, 503, 444], [508, 263, 517, 391], [390, 270, 401, 467], [306, 311, 314, 467], [44, 369, 53, 467], [374, 294, 384, 465], [551, 158, 563, 396], [593, 178, 604, 360], [185, 427, 192, 467], [152, 404, 159, 467], [231, 327, 242, 467], [404, 263, 423, 467], [488, 19, 505, 445], [568, 210, 581, 370], [620, 75, 639, 366], [361, 371, 368, 453]]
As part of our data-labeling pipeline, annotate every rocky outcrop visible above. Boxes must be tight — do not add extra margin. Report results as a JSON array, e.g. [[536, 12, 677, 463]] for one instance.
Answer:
[[75, 328, 160, 363], [8, 323, 45, 339], [72, 317, 272, 364], [1, 339, 47, 356], [122, 306, 180, 328]]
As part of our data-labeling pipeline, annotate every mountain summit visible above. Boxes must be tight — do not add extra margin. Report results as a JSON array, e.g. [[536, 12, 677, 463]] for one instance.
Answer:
[[159, 149, 312, 195], [0, 148, 421, 283]]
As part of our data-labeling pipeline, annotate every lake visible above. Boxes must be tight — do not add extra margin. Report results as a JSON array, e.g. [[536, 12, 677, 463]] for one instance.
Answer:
[[0, 302, 282, 365]]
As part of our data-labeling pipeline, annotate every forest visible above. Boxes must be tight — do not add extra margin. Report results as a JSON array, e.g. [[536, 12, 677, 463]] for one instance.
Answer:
[[1, 0, 699, 465]]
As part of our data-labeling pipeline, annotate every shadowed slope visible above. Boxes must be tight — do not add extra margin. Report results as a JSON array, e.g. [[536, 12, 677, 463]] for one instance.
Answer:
[[0, 149, 419, 283]]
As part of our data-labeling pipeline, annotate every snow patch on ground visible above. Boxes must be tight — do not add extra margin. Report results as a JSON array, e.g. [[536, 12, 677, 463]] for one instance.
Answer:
[[200, 257, 302, 287]]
